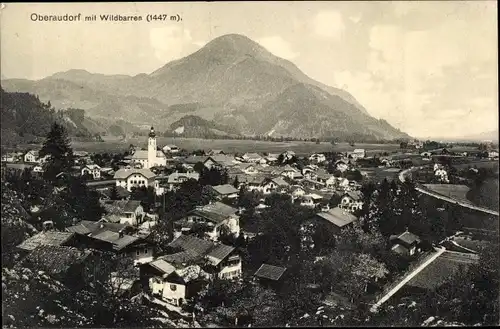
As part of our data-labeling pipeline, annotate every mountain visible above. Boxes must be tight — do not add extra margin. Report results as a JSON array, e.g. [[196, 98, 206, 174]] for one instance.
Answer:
[[0, 88, 97, 145], [1, 33, 410, 141], [167, 115, 240, 138]]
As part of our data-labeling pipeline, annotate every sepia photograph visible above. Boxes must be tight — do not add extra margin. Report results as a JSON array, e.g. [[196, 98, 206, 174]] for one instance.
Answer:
[[1, 1, 498, 327]]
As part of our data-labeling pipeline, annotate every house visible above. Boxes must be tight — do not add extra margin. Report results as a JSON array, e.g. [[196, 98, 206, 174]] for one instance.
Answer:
[[166, 172, 200, 191], [252, 177, 290, 194], [242, 153, 264, 163], [390, 230, 422, 256], [130, 127, 167, 169], [301, 164, 318, 176], [254, 264, 287, 288], [300, 193, 323, 208], [246, 175, 268, 192], [66, 220, 135, 236], [207, 149, 224, 156], [420, 151, 432, 158], [350, 149, 366, 160], [14, 245, 102, 290], [488, 150, 499, 159], [32, 165, 44, 173], [24, 150, 40, 163], [102, 200, 145, 226], [309, 153, 326, 163], [279, 150, 296, 163], [1, 153, 16, 163], [89, 230, 155, 265], [289, 185, 306, 201], [142, 235, 242, 306], [162, 144, 179, 154], [265, 153, 279, 164], [434, 167, 449, 183], [204, 155, 238, 169], [175, 202, 240, 240], [81, 164, 101, 179], [334, 160, 349, 172], [309, 207, 357, 235], [277, 165, 303, 180], [336, 177, 350, 190], [339, 191, 364, 212], [236, 163, 259, 175], [17, 231, 78, 254], [113, 168, 158, 192], [141, 259, 204, 306], [210, 184, 239, 200], [315, 169, 335, 187]]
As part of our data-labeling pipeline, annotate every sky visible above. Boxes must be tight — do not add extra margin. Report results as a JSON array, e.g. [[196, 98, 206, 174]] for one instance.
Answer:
[[1, 1, 497, 139]]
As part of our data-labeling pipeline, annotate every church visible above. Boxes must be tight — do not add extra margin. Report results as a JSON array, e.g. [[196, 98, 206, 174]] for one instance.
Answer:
[[131, 126, 167, 169]]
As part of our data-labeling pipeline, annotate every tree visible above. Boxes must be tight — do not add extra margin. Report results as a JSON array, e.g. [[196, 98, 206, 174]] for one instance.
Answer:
[[39, 122, 75, 182], [110, 184, 119, 200], [232, 176, 240, 189], [130, 186, 156, 212]]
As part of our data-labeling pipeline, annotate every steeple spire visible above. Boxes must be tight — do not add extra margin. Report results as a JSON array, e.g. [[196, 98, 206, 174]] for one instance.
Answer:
[[149, 126, 156, 138]]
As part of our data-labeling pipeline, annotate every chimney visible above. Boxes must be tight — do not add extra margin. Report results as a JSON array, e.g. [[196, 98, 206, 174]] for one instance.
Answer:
[[100, 223, 104, 229], [118, 229, 124, 238]]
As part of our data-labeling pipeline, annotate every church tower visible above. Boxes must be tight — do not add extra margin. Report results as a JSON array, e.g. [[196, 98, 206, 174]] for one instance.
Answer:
[[147, 126, 157, 169]]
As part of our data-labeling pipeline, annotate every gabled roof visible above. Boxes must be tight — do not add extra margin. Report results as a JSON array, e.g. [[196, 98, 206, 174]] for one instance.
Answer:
[[247, 175, 268, 185], [315, 207, 357, 228], [206, 155, 237, 167], [270, 177, 289, 187], [17, 245, 92, 276], [211, 184, 239, 195], [167, 172, 200, 184], [181, 156, 209, 164], [113, 168, 155, 180], [102, 200, 142, 215], [343, 191, 363, 201], [92, 230, 140, 251], [391, 231, 421, 246], [243, 152, 262, 159], [149, 259, 176, 276], [66, 220, 130, 235], [206, 244, 236, 265], [131, 150, 149, 159], [17, 231, 75, 251], [254, 264, 286, 281], [189, 202, 238, 224], [168, 234, 215, 257]]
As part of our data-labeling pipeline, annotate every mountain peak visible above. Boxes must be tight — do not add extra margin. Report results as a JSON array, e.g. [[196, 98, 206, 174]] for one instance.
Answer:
[[195, 33, 269, 59]]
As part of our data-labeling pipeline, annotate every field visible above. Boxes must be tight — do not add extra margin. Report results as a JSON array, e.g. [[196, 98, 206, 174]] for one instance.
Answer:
[[360, 167, 401, 182], [17, 137, 400, 156], [422, 184, 471, 203]]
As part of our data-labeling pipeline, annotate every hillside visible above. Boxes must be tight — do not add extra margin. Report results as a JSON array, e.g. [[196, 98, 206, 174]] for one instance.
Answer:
[[0, 88, 100, 145], [167, 115, 240, 138], [2, 33, 410, 141]]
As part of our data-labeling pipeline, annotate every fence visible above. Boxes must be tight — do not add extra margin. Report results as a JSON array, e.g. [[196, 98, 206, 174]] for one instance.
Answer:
[[370, 249, 436, 306]]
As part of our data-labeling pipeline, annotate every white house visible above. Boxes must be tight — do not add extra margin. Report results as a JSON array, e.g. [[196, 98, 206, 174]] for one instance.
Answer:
[[143, 235, 242, 306], [236, 163, 260, 175], [32, 165, 44, 173], [434, 168, 449, 183], [1, 153, 16, 163], [309, 153, 326, 163], [130, 127, 167, 169], [277, 165, 303, 180], [350, 149, 366, 160], [24, 150, 40, 163], [300, 193, 323, 208], [242, 153, 264, 163], [81, 164, 101, 179], [162, 144, 179, 154], [339, 191, 364, 212], [335, 160, 349, 172], [175, 202, 240, 240], [102, 200, 145, 226], [113, 168, 158, 193], [166, 172, 200, 191], [210, 184, 239, 200], [488, 151, 499, 159]]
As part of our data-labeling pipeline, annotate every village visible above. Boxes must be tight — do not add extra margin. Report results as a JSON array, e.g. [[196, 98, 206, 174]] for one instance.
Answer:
[[2, 124, 499, 327]]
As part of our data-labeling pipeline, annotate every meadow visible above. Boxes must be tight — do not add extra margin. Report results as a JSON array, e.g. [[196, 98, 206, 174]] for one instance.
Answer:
[[63, 137, 401, 156]]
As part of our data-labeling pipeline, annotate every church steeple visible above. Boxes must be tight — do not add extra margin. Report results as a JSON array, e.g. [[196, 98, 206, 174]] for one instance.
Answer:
[[149, 126, 156, 138]]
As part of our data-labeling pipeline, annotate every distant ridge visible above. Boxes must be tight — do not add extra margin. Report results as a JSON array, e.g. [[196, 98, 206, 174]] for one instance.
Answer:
[[2, 33, 410, 141]]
